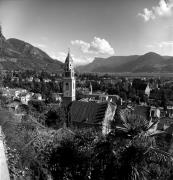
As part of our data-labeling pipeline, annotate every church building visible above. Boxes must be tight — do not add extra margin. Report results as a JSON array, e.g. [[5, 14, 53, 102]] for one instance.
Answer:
[[62, 51, 116, 135]]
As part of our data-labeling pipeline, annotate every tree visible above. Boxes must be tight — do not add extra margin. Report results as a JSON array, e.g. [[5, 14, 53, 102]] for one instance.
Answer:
[[48, 139, 90, 180], [91, 114, 173, 180], [48, 128, 100, 180], [45, 106, 66, 129]]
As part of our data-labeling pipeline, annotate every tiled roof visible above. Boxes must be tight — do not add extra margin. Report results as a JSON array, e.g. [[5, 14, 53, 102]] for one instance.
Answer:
[[132, 105, 151, 120], [70, 101, 108, 124]]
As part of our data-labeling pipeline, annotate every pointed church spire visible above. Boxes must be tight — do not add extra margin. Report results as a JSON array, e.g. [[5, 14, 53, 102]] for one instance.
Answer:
[[65, 48, 73, 64]]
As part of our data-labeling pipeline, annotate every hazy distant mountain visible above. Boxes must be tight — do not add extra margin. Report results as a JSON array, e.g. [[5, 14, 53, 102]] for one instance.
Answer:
[[77, 55, 139, 72], [0, 34, 63, 73], [77, 52, 173, 73]]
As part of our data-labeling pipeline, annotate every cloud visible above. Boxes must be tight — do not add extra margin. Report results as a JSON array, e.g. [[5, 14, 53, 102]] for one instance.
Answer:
[[72, 56, 93, 66], [139, 0, 173, 21], [159, 41, 173, 48], [146, 41, 173, 56], [146, 44, 155, 48], [36, 44, 47, 48], [50, 51, 92, 66], [138, 8, 155, 22], [159, 41, 173, 55], [71, 37, 115, 56], [153, 0, 173, 16], [50, 52, 66, 61], [71, 40, 90, 53]]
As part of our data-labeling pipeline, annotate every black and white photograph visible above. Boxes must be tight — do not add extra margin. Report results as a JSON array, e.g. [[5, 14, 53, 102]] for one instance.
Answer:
[[1, 0, 173, 179]]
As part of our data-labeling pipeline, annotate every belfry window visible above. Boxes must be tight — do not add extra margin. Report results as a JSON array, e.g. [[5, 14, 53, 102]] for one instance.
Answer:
[[66, 83, 69, 90]]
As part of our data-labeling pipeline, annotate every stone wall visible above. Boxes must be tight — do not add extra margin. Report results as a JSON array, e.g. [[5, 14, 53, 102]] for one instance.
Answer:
[[0, 126, 10, 180]]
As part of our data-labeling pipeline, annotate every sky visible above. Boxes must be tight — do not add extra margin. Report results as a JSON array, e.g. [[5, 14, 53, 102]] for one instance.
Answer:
[[0, 0, 173, 65]]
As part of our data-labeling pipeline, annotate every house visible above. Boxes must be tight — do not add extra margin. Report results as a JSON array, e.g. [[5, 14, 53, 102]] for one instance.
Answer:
[[81, 93, 122, 105], [34, 78, 41, 83], [166, 106, 173, 118], [20, 93, 33, 105], [0, 88, 28, 100], [55, 78, 62, 84], [43, 79, 51, 83], [70, 101, 117, 135], [7, 100, 21, 112], [150, 106, 161, 119], [14, 89, 27, 98], [11, 77, 19, 82], [33, 93, 42, 101], [51, 93, 62, 103], [145, 84, 151, 96], [131, 105, 161, 120], [26, 77, 34, 82]]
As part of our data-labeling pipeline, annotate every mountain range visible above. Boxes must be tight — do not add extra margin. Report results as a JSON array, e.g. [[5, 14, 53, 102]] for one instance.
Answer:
[[0, 31, 63, 73], [77, 52, 173, 73], [1, 30, 173, 74]]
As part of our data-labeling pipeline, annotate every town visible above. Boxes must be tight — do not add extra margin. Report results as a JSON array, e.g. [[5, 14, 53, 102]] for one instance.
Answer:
[[1, 50, 173, 179], [1, 0, 173, 179]]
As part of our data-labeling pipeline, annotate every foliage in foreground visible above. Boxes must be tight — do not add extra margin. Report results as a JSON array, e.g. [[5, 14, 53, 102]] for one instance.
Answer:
[[1, 109, 173, 180]]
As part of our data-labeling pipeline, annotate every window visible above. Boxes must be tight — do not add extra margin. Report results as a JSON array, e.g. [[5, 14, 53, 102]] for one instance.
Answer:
[[66, 83, 69, 90], [65, 72, 70, 77]]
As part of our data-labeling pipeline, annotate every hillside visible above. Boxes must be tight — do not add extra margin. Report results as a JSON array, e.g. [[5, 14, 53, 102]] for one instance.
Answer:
[[1, 29, 173, 74], [77, 52, 173, 73], [0, 33, 63, 73]]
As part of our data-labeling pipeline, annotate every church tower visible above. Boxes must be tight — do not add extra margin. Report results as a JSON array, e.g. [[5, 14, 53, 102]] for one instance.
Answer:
[[63, 50, 76, 106]]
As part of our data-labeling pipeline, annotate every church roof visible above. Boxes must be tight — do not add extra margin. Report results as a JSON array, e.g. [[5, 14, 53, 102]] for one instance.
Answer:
[[70, 101, 110, 124], [132, 105, 151, 120], [65, 51, 73, 64]]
